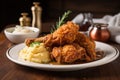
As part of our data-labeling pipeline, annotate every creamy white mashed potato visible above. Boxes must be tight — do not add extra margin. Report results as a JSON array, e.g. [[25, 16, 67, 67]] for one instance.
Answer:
[[12, 25, 34, 34], [19, 43, 51, 63]]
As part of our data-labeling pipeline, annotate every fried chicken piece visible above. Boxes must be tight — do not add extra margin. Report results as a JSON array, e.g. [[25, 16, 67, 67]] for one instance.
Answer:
[[51, 43, 90, 63], [52, 21, 79, 45], [24, 37, 44, 46], [25, 21, 79, 47], [74, 32, 96, 60]]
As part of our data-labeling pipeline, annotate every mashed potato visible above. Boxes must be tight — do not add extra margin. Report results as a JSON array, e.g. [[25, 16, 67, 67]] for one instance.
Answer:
[[19, 43, 51, 63]]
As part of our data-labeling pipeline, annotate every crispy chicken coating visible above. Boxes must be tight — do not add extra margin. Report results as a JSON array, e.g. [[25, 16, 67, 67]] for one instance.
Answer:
[[52, 21, 79, 45], [51, 43, 90, 63], [25, 21, 97, 64], [74, 32, 96, 60], [25, 21, 79, 47]]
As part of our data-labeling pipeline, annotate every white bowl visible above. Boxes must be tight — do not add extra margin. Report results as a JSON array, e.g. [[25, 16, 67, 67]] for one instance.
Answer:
[[4, 27, 40, 43]]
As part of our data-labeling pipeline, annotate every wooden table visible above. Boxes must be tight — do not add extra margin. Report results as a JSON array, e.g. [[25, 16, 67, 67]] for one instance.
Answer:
[[0, 23, 120, 80]]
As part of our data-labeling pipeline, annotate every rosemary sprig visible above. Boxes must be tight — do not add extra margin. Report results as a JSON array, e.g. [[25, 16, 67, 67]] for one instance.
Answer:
[[51, 10, 72, 33]]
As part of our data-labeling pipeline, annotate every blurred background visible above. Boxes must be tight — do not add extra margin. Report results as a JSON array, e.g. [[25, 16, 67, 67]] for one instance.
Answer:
[[1, 0, 120, 30]]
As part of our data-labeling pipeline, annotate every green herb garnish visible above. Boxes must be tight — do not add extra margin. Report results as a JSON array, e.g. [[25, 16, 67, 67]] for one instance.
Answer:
[[30, 41, 40, 47], [50, 10, 72, 33]]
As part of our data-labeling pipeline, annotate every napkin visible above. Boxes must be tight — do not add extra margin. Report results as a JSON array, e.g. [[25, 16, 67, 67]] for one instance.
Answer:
[[72, 13, 120, 44], [108, 27, 120, 44]]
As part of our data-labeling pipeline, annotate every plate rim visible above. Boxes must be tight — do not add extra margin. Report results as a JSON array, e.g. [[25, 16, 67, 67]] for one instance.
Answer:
[[6, 41, 119, 71]]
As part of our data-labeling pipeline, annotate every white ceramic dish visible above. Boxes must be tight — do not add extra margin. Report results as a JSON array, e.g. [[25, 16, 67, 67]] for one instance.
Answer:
[[4, 27, 40, 43], [6, 41, 119, 71]]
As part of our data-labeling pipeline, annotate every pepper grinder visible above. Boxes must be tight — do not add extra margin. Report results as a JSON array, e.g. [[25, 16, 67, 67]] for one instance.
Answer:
[[19, 12, 31, 27], [31, 2, 42, 33]]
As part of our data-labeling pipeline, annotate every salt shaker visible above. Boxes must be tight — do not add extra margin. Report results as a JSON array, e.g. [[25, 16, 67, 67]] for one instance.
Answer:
[[31, 2, 42, 33], [19, 12, 31, 27]]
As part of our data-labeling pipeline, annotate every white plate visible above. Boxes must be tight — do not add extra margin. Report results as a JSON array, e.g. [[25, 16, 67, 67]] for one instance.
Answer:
[[6, 41, 119, 71]]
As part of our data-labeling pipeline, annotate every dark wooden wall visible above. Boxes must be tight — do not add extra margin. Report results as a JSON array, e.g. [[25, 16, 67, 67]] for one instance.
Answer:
[[1, 0, 120, 29], [44, 0, 120, 20]]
